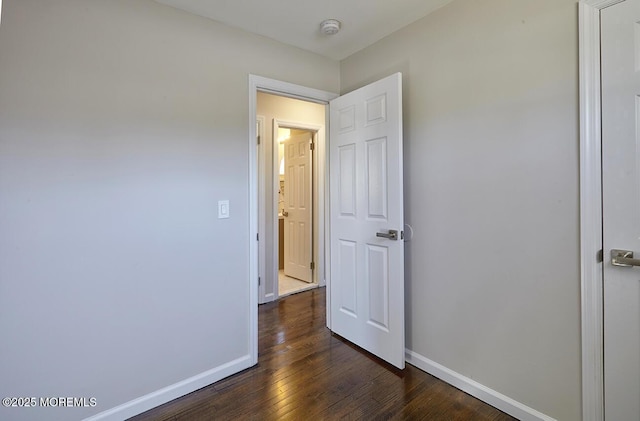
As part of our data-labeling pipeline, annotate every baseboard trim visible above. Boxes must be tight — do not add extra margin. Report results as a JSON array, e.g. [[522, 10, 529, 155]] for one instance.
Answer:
[[405, 349, 556, 421], [84, 354, 253, 421]]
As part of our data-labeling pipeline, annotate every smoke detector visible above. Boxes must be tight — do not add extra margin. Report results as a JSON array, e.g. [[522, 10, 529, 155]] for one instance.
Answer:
[[320, 19, 341, 35]]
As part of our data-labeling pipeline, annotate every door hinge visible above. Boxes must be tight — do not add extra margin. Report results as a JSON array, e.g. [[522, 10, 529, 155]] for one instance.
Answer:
[[257, 233, 259, 241], [258, 276, 261, 286], [401, 230, 404, 240], [310, 142, 315, 151], [597, 249, 603, 263], [257, 135, 261, 145], [310, 262, 315, 270]]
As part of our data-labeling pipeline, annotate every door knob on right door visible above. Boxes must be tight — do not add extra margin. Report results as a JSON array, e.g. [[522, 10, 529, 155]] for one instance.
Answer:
[[376, 230, 398, 240]]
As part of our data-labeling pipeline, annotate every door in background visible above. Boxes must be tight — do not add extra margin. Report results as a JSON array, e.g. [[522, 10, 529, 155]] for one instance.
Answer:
[[601, 1, 640, 419], [329, 73, 405, 369], [283, 132, 313, 283]]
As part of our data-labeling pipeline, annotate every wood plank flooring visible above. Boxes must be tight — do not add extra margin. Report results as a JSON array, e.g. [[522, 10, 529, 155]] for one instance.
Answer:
[[130, 288, 516, 421]]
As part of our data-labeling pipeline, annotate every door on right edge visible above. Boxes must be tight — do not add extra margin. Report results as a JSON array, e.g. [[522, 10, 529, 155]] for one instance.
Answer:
[[602, 1, 640, 419]]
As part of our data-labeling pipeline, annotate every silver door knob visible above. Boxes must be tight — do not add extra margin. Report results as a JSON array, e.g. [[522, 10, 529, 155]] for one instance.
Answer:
[[611, 249, 640, 267], [376, 230, 398, 241]]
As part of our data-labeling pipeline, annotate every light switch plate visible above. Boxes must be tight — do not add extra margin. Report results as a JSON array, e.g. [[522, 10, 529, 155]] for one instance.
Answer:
[[218, 200, 229, 219]]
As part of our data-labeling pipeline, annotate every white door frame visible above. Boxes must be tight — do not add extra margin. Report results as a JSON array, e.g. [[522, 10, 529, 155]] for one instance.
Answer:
[[272, 120, 324, 293], [248, 75, 338, 364], [579, 1, 626, 420], [257, 116, 267, 303]]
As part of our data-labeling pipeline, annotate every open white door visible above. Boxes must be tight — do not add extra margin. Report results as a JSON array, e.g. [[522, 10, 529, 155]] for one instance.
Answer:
[[283, 132, 313, 283], [602, 1, 640, 419], [329, 73, 404, 369]]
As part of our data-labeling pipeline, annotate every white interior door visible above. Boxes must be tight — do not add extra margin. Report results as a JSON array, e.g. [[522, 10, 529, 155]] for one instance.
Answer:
[[602, 1, 640, 419], [329, 73, 404, 369], [283, 132, 313, 283]]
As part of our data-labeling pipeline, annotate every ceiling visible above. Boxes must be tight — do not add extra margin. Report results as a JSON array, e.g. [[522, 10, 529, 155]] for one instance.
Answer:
[[154, 0, 455, 61]]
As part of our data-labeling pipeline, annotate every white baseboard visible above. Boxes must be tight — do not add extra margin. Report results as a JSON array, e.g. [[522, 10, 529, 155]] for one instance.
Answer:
[[405, 349, 556, 421], [84, 354, 253, 421]]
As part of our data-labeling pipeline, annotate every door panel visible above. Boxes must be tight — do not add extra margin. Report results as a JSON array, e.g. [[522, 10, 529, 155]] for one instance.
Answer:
[[329, 73, 404, 369], [366, 137, 388, 219], [283, 132, 313, 283], [339, 240, 358, 316], [339, 145, 357, 216], [366, 244, 389, 330], [602, 1, 640, 419]]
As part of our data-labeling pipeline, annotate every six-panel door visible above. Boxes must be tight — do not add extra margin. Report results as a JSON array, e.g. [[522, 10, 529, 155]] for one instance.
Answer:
[[329, 73, 405, 369]]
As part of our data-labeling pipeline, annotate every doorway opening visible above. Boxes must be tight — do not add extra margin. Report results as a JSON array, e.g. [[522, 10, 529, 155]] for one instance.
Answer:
[[256, 91, 329, 304], [249, 74, 405, 371], [248, 74, 338, 365]]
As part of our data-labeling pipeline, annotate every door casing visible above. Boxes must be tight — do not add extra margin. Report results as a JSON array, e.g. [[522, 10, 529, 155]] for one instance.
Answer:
[[579, 1, 627, 420], [248, 75, 338, 364], [257, 115, 267, 303]]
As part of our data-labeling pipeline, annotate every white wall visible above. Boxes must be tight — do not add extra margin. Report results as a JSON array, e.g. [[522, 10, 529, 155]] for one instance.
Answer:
[[256, 93, 326, 301], [0, 1, 338, 420], [341, 0, 581, 420]]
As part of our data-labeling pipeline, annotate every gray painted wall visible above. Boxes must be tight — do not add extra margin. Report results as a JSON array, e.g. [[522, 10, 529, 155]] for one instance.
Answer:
[[341, 0, 581, 419], [1, 0, 584, 420], [0, 1, 338, 420]]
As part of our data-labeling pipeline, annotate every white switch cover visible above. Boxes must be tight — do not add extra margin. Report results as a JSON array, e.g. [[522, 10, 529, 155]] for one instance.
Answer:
[[218, 200, 229, 219]]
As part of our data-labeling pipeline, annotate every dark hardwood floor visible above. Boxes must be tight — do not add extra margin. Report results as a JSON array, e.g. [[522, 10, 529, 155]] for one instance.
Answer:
[[131, 288, 516, 420]]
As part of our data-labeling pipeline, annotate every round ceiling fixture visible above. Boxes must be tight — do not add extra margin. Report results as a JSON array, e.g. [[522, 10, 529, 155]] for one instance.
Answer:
[[320, 19, 341, 35]]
